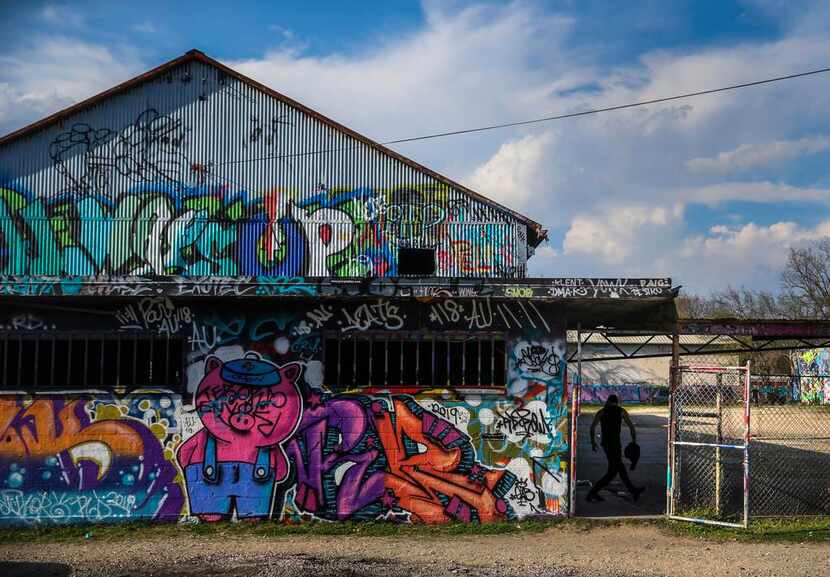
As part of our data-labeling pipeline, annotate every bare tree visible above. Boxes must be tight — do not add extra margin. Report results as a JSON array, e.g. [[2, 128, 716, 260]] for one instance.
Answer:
[[676, 288, 793, 319], [678, 239, 830, 320], [782, 238, 830, 319], [675, 294, 721, 319]]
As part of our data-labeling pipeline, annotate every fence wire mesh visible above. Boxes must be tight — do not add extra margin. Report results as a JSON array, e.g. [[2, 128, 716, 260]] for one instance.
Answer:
[[749, 374, 830, 517], [671, 366, 747, 526]]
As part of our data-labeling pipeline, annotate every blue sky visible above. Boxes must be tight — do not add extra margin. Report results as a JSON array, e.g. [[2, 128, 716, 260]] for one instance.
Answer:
[[0, 1, 789, 64], [1, 0, 829, 293]]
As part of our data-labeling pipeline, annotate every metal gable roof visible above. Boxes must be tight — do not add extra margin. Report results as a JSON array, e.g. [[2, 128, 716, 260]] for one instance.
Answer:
[[0, 49, 547, 249]]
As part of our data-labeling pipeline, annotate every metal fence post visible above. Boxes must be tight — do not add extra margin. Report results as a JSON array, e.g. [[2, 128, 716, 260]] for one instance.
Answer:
[[667, 329, 679, 517], [743, 360, 751, 528], [569, 323, 582, 517], [715, 372, 723, 517]]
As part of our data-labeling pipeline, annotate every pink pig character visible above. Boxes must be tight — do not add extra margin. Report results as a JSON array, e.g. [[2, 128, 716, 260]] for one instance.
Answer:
[[177, 352, 303, 521]]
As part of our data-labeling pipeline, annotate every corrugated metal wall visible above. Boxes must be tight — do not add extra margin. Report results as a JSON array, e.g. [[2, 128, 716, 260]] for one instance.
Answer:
[[0, 60, 528, 279]]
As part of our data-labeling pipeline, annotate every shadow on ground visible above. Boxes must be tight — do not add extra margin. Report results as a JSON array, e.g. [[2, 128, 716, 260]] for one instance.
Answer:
[[0, 562, 71, 577]]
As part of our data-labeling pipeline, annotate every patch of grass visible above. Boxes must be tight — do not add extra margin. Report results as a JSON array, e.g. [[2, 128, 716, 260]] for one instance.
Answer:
[[0, 520, 183, 544], [0, 517, 567, 544], [660, 516, 830, 542]]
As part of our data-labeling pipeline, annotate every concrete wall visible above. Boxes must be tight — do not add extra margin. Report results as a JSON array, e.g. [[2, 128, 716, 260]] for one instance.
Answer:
[[0, 298, 569, 525]]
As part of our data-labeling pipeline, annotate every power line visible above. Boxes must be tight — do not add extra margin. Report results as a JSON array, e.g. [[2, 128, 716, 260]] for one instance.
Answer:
[[215, 65, 830, 166], [385, 66, 830, 144]]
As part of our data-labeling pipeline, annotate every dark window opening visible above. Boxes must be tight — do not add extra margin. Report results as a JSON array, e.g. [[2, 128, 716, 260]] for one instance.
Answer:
[[434, 339, 449, 386], [493, 340, 506, 388], [464, 341, 479, 387], [324, 333, 506, 390], [480, 340, 493, 386], [387, 340, 402, 387], [355, 339, 371, 385], [370, 338, 386, 388], [0, 333, 184, 392], [397, 248, 436, 276], [417, 340, 434, 385], [449, 341, 464, 387], [402, 341, 418, 385], [340, 339, 355, 389]]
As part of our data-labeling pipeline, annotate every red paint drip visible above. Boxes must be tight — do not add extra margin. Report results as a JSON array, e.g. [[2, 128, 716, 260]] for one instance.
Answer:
[[319, 224, 332, 246]]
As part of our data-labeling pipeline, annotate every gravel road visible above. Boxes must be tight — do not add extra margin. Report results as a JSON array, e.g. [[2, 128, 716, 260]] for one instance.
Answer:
[[2, 523, 829, 577]]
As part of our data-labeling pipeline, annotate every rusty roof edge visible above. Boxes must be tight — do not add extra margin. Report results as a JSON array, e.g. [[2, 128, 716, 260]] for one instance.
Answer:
[[0, 49, 547, 248], [0, 51, 196, 148]]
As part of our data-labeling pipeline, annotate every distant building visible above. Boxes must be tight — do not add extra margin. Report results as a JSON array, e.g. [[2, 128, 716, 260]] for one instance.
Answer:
[[568, 333, 739, 404]]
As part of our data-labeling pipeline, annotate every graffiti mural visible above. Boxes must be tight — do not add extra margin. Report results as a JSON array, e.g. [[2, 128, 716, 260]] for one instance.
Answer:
[[49, 109, 190, 197], [793, 349, 830, 404], [0, 184, 521, 279], [579, 384, 668, 405], [0, 398, 184, 525], [0, 57, 579, 527], [0, 300, 570, 526], [178, 354, 302, 520], [285, 394, 516, 523]]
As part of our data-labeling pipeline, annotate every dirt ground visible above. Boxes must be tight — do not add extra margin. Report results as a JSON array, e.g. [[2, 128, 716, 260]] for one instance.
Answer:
[[2, 522, 830, 577]]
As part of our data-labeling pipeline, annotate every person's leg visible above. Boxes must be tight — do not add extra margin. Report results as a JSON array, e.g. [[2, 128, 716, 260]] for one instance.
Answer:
[[587, 446, 619, 499], [613, 451, 637, 493], [609, 447, 644, 498]]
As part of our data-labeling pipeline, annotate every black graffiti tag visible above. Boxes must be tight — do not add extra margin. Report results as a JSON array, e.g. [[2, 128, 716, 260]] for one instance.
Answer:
[[517, 345, 560, 377], [494, 407, 551, 440]]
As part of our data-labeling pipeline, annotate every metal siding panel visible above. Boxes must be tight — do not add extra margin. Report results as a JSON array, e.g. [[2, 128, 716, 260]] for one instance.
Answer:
[[0, 60, 526, 280]]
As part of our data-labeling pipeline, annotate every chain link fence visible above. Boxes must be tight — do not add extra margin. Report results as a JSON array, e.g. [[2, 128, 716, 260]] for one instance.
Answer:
[[567, 334, 830, 522], [749, 374, 830, 517], [670, 363, 830, 522], [670, 365, 748, 527]]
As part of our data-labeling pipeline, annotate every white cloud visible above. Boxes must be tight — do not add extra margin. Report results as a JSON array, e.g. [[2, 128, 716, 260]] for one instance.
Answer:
[[133, 22, 157, 34], [674, 220, 830, 289], [686, 136, 830, 173], [467, 131, 554, 211], [40, 4, 85, 28], [562, 205, 683, 263], [0, 38, 144, 135], [682, 221, 824, 257], [682, 181, 830, 206]]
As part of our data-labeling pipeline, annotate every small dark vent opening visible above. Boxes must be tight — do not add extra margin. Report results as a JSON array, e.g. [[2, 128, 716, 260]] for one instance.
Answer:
[[397, 248, 436, 276]]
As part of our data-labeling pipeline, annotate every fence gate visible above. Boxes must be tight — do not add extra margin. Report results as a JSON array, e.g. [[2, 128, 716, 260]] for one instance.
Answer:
[[668, 364, 750, 528]]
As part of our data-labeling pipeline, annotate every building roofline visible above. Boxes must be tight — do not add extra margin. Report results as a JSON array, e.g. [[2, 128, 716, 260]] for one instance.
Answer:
[[0, 49, 547, 248], [0, 274, 676, 300]]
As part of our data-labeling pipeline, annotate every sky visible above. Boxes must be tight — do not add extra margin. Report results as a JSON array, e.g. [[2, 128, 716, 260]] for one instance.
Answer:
[[1, 0, 829, 294]]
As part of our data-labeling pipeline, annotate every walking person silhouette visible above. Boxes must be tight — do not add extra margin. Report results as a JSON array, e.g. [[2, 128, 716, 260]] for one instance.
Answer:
[[586, 395, 644, 502]]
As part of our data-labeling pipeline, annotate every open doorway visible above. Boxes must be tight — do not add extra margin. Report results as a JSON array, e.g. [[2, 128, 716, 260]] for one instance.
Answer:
[[574, 401, 668, 517], [568, 344, 672, 517]]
